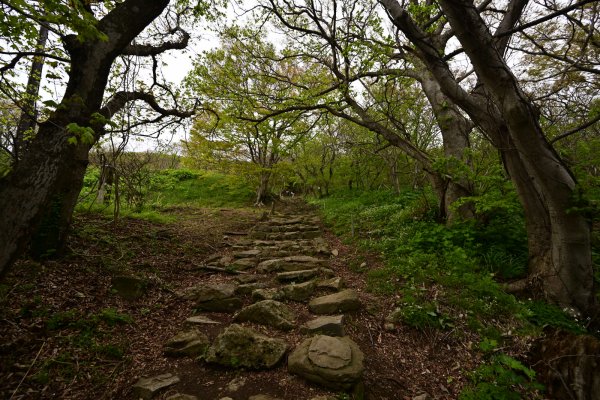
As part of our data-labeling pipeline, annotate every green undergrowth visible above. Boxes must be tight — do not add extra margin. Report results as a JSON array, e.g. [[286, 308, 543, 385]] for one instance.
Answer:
[[77, 168, 255, 221], [310, 188, 589, 398]]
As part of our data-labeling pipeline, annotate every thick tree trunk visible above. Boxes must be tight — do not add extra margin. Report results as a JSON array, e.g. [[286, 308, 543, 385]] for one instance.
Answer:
[[0, 0, 171, 279], [255, 171, 271, 205], [438, 0, 595, 314]]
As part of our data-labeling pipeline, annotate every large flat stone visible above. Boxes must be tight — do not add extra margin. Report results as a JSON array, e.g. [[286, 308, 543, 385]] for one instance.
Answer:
[[288, 335, 363, 390], [204, 324, 288, 369], [308, 290, 360, 314], [257, 256, 327, 273], [132, 373, 180, 399], [164, 330, 210, 357], [233, 300, 296, 331]]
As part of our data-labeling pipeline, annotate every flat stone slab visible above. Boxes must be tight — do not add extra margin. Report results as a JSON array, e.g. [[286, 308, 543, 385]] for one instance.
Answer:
[[276, 269, 319, 283], [317, 277, 344, 291], [229, 259, 257, 271], [185, 283, 237, 302], [185, 315, 221, 326], [257, 256, 327, 273], [248, 395, 282, 400], [301, 315, 345, 337], [288, 335, 364, 390], [164, 330, 210, 357], [234, 300, 296, 331], [204, 324, 288, 369], [236, 282, 268, 295], [309, 290, 360, 314], [132, 373, 180, 399], [281, 280, 316, 302]]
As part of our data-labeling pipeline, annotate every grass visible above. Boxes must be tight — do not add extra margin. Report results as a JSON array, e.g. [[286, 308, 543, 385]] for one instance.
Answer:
[[309, 188, 591, 399]]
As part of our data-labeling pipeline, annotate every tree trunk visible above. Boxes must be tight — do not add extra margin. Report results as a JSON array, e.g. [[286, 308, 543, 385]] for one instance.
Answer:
[[14, 24, 49, 165], [0, 0, 171, 279], [255, 170, 271, 205], [420, 72, 475, 222]]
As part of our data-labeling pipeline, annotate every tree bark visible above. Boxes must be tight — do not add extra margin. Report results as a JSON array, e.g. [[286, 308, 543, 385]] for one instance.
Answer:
[[0, 0, 171, 279], [380, 0, 595, 315]]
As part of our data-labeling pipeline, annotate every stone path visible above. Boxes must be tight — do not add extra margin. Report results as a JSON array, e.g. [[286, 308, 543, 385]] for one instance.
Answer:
[[132, 205, 365, 400]]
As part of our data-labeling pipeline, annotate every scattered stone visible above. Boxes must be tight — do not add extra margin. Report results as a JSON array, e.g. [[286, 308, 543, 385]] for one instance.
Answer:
[[276, 269, 319, 283], [204, 324, 288, 369], [167, 394, 198, 400], [112, 276, 146, 300], [236, 282, 268, 295], [132, 373, 180, 399], [386, 308, 403, 323], [331, 249, 339, 257], [226, 376, 247, 392], [383, 323, 395, 332], [234, 300, 296, 331], [288, 335, 364, 390], [185, 315, 221, 326], [164, 330, 210, 357], [413, 394, 432, 400], [251, 288, 283, 302], [248, 395, 282, 400], [309, 290, 361, 314], [319, 268, 335, 277], [317, 277, 344, 291], [281, 280, 316, 302], [301, 315, 345, 337]]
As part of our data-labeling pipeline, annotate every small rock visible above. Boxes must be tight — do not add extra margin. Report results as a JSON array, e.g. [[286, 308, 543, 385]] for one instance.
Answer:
[[185, 315, 220, 326], [384, 323, 395, 332], [166, 394, 198, 400], [112, 276, 146, 300], [248, 395, 282, 400], [331, 249, 339, 257], [185, 283, 237, 302], [234, 300, 296, 331], [226, 376, 247, 392], [359, 262, 367, 269], [281, 280, 316, 302], [317, 277, 344, 291], [413, 394, 432, 400], [164, 330, 210, 357], [236, 282, 268, 295], [276, 269, 319, 283], [301, 315, 345, 336], [132, 373, 180, 399], [309, 290, 361, 314], [204, 324, 288, 369]]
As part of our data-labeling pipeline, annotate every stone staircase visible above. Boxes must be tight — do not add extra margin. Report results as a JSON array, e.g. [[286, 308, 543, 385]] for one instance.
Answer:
[[132, 206, 365, 400]]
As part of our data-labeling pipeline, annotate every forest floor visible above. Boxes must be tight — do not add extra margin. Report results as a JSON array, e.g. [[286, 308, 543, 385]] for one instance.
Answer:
[[0, 200, 487, 400]]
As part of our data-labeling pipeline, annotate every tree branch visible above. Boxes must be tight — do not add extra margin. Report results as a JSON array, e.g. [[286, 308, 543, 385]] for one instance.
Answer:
[[99, 91, 195, 121], [550, 114, 600, 144], [121, 27, 190, 56]]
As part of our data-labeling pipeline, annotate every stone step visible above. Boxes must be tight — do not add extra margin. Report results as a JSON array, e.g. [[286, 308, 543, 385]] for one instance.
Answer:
[[301, 315, 345, 336], [257, 256, 328, 273], [203, 324, 288, 369], [233, 300, 296, 331], [164, 330, 210, 357], [253, 223, 320, 233], [249, 231, 322, 240], [276, 269, 320, 283], [308, 290, 361, 314], [288, 335, 364, 390], [133, 373, 180, 400]]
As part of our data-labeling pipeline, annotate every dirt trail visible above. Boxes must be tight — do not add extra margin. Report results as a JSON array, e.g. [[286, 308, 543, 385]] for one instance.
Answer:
[[0, 200, 477, 400]]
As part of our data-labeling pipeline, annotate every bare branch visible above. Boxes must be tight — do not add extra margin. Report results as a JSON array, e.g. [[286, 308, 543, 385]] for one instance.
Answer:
[[121, 27, 190, 56]]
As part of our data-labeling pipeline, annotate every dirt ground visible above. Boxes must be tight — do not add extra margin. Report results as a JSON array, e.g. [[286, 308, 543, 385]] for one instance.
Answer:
[[0, 203, 482, 400]]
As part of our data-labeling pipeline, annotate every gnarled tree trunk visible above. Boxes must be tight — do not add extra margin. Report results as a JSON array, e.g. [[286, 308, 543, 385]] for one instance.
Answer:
[[0, 0, 172, 279]]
